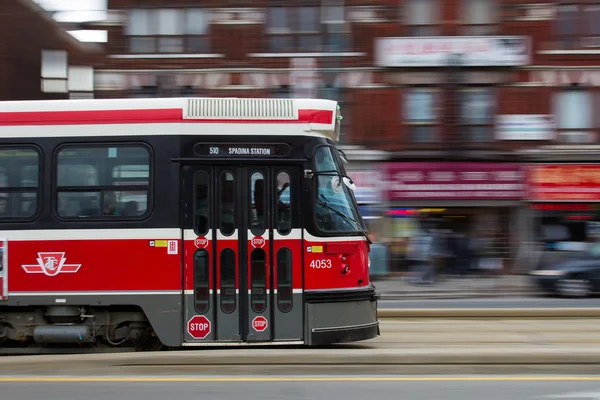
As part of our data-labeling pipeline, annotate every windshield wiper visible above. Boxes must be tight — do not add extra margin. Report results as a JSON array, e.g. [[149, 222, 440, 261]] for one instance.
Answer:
[[317, 194, 372, 245]]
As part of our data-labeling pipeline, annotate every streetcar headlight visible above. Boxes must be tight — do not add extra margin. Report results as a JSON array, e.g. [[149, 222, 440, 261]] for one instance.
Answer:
[[368, 257, 371, 270]]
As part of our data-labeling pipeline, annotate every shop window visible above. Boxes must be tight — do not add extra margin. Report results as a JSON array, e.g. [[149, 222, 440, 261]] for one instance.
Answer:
[[459, 87, 495, 143], [460, 0, 497, 35], [0, 147, 40, 220], [404, 0, 439, 36], [404, 88, 439, 143], [266, 1, 351, 53], [554, 90, 593, 143], [127, 8, 209, 54], [55, 145, 150, 219]]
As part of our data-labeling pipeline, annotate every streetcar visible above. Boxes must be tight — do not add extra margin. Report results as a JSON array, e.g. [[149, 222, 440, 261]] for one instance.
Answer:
[[0, 97, 379, 353]]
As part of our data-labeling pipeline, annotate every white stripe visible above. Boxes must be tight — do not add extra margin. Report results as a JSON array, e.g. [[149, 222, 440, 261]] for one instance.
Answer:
[[9, 291, 180, 296], [303, 231, 367, 243], [109, 53, 225, 59], [247, 289, 271, 295], [1, 228, 364, 243], [0, 123, 333, 139], [248, 230, 270, 240], [216, 289, 240, 294], [0, 228, 180, 241], [273, 229, 302, 240], [274, 289, 304, 294], [183, 289, 214, 295], [217, 230, 238, 240], [183, 229, 211, 241]]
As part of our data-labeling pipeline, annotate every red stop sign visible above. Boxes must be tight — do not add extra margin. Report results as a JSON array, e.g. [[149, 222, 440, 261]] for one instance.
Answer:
[[252, 316, 268, 332], [188, 315, 211, 339]]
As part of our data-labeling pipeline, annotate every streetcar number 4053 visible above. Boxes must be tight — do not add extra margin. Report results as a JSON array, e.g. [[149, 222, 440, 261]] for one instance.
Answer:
[[310, 259, 332, 269]]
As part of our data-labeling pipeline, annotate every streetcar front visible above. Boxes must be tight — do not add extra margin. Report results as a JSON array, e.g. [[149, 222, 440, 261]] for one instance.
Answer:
[[301, 123, 379, 345]]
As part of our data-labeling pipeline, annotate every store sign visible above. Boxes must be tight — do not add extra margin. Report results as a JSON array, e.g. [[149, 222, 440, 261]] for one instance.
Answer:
[[374, 36, 530, 67], [495, 114, 555, 141], [527, 164, 600, 201], [382, 162, 524, 201]]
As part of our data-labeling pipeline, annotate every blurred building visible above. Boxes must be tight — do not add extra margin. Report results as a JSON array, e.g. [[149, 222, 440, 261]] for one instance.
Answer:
[[0, 0, 101, 101], [17, 0, 600, 273]]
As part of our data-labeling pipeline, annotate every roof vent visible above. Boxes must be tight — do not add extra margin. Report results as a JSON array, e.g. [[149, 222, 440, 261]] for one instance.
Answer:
[[185, 98, 297, 120]]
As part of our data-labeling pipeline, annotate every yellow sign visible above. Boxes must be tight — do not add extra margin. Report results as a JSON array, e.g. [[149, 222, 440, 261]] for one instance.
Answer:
[[154, 240, 168, 248], [311, 246, 323, 253]]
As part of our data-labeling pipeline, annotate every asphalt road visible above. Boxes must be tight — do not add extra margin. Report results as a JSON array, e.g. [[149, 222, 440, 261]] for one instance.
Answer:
[[2, 375, 600, 400], [378, 297, 600, 309]]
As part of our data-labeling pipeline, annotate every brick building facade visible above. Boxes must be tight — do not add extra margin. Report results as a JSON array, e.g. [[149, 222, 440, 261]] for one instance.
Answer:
[[0, 0, 101, 101], [90, 1, 598, 156]]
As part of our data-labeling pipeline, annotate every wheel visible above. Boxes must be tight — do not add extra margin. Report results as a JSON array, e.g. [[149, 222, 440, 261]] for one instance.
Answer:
[[555, 277, 592, 298]]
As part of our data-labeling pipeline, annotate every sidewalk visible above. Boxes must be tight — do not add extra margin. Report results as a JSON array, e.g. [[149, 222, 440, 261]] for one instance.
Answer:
[[372, 274, 538, 300]]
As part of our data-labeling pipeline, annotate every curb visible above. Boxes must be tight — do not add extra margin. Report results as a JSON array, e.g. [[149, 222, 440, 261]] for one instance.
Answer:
[[379, 291, 537, 300], [2, 347, 600, 369], [378, 307, 600, 318]]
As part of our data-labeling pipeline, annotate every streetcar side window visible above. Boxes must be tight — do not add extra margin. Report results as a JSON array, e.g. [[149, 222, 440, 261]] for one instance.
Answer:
[[250, 171, 266, 236], [194, 171, 210, 236], [0, 147, 40, 220], [55, 145, 151, 219], [275, 171, 291, 235]]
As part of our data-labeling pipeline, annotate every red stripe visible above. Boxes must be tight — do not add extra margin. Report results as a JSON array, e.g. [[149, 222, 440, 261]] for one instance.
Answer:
[[0, 108, 333, 126]]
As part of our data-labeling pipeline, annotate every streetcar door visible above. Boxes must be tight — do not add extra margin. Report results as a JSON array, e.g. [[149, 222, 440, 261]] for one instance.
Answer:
[[181, 165, 303, 344]]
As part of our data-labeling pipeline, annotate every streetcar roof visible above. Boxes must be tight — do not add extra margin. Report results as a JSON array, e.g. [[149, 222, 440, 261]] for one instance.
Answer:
[[0, 97, 341, 141]]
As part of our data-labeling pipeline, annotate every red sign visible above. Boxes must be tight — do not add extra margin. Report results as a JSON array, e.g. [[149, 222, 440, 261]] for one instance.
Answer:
[[527, 164, 600, 201], [252, 316, 268, 332], [195, 236, 209, 248], [188, 315, 211, 339], [382, 162, 524, 201], [251, 236, 265, 248]]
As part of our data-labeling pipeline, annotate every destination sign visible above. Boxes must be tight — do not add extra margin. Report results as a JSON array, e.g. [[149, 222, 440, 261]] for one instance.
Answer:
[[194, 143, 290, 158]]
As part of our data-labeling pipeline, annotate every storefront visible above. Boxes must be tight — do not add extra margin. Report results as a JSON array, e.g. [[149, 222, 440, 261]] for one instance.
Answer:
[[526, 164, 600, 267], [381, 162, 526, 272], [345, 163, 384, 235]]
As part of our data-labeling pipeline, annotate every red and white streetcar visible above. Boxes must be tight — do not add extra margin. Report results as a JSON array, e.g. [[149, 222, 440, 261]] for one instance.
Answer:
[[0, 97, 379, 353]]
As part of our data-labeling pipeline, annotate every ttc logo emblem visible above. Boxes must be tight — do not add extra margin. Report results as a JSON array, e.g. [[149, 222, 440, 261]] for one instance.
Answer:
[[22, 252, 82, 277]]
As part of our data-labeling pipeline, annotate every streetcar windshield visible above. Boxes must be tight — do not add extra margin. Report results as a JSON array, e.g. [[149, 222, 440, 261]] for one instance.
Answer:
[[314, 146, 365, 233]]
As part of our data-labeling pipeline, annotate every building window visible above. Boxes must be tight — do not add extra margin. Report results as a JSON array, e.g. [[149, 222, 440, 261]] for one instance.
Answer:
[[404, 0, 439, 36], [127, 8, 209, 54], [554, 90, 593, 143], [404, 88, 438, 143], [460, 0, 497, 35], [266, 1, 351, 53], [0, 147, 40, 220], [459, 88, 495, 143], [555, 3, 600, 49], [55, 145, 151, 219]]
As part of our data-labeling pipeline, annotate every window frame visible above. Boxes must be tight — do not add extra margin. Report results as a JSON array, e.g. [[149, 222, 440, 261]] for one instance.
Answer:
[[458, 86, 496, 143], [459, 0, 498, 36], [0, 144, 43, 222], [403, 87, 440, 144], [403, 0, 440, 36], [52, 142, 154, 222], [265, 2, 351, 53], [554, 88, 595, 144], [126, 7, 210, 54]]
